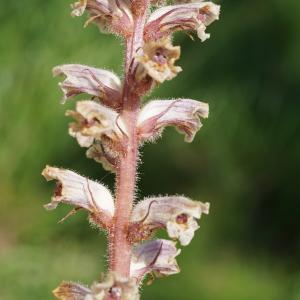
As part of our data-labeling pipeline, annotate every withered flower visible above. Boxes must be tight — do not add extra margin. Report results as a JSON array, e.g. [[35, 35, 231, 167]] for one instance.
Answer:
[[131, 196, 209, 246], [53, 281, 91, 300], [135, 38, 181, 83], [137, 98, 209, 142]]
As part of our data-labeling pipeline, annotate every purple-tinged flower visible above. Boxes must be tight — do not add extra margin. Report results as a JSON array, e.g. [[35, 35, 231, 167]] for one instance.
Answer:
[[130, 239, 180, 281], [135, 38, 181, 83], [53, 281, 91, 300], [53, 64, 122, 109], [42, 166, 114, 226], [66, 100, 127, 148], [137, 99, 209, 143], [131, 196, 209, 246], [144, 1, 220, 42], [71, 0, 134, 36]]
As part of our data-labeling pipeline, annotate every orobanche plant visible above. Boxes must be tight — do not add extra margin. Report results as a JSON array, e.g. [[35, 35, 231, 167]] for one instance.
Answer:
[[42, 0, 220, 299]]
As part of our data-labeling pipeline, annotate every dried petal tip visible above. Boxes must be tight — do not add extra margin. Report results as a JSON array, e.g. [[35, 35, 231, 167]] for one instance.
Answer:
[[136, 38, 181, 83], [145, 1, 220, 42], [138, 99, 209, 143], [53, 64, 122, 108], [41, 166, 114, 220], [130, 239, 180, 281], [53, 281, 91, 300], [132, 196, 209, 246]]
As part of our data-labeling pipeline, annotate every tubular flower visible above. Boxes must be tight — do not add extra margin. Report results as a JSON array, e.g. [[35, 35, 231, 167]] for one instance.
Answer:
[[130, 239, 180, 281], [131, 196, 209, 246], [144, 1, 220, 41], [137, 98, 209, 143], [53, 64, 122, 109], [42, 166, 114, 226], [135, 38, 181, 83], [71, 0, 134, 36], [66, 100, 127, 149]]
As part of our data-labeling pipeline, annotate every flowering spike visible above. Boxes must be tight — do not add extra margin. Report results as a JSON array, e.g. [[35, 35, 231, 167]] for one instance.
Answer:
[[137, 99, 209, 143], [45, 0, 221, 296], [53, 64, 122, 108], [145, 1, 220, 42], [131, 196, 209, 245], [130, 239, 180, 281], [42, 166, 114, 227]]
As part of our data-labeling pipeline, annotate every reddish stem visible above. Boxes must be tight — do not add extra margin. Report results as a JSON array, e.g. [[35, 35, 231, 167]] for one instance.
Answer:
[[108, 2, 149, 278]]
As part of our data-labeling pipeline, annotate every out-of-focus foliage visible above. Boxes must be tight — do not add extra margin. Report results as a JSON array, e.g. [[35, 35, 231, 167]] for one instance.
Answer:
[[0, 0, 299, 299]]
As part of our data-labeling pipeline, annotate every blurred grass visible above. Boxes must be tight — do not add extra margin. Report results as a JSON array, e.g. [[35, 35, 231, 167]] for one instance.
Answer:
[[0, 0, 300, 299]]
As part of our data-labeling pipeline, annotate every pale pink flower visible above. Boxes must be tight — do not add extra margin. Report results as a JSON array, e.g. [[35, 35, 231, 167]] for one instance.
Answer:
[[53, 64, 122, 109], [145, 1, 220, 41], [42, 166, 114, 226], [130, 239, 180, 281], [131, 196, 209, 245], [137, 98, 209, 142]]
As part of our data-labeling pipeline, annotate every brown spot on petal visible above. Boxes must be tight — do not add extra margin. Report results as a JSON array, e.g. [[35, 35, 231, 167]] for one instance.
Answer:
[[55, 182, 63, 197], [176, 213, 188, 224], [152, 47, 168, 65]]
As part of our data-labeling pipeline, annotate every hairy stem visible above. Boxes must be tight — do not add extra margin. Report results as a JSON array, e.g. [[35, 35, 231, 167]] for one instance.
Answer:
[[108, 3, 148, 278]]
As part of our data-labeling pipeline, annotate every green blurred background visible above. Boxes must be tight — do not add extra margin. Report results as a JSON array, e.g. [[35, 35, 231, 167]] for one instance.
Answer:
[[0, 0, 299, 299]]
